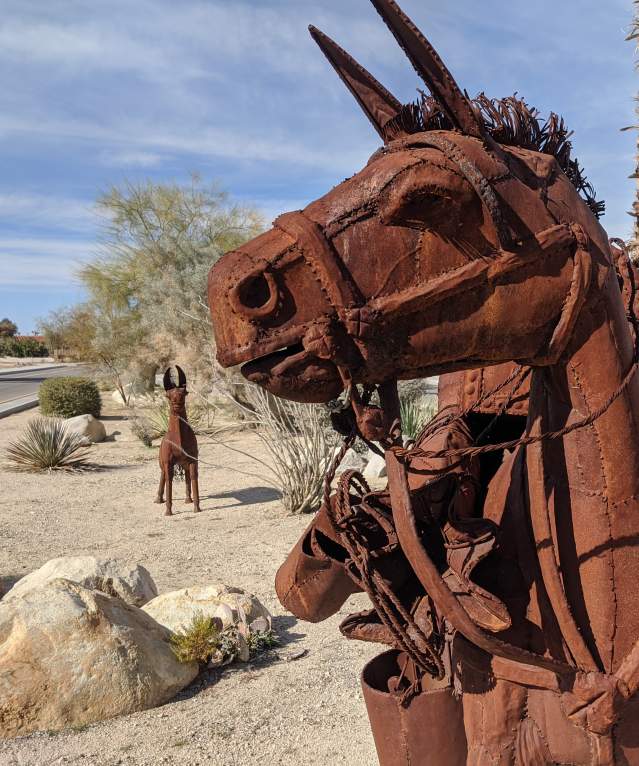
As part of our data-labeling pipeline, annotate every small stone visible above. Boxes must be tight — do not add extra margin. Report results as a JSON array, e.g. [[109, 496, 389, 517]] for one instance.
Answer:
[[333, 447, 366, 473]]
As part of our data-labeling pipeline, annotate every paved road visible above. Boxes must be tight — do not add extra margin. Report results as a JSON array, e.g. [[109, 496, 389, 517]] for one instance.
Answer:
[[0, 365, 88, 407]]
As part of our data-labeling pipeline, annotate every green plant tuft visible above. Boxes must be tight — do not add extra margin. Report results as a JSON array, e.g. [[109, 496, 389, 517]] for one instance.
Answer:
[[39, 376, 102, 418], [170, 612, 278, 666], [246, 629, 279, 654], [5, 417, 92, 472], [170, 613, 222, 665]]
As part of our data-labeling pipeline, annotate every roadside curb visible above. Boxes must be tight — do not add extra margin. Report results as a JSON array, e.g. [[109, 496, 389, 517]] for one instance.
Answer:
[[0, 363, 67, 376], [0, 396, 39, 419]]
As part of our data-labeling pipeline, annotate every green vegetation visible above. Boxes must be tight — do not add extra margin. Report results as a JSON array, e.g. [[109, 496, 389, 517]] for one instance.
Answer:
[[400, 395, 437, 442], [5, 417, 92, 472], [170, 611, 278, 666], [170, 613, 223, 665], [38, 178, 263, 394], [0, 318, 18, 337], [229, 386, 339, 515], [0, 337, 48, 358], [39, 377, 102, 419]]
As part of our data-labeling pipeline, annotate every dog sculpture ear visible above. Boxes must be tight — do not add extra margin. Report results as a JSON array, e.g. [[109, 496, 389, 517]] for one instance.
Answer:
[[176, 365, 187, 388], [163, 368, 175, 391]]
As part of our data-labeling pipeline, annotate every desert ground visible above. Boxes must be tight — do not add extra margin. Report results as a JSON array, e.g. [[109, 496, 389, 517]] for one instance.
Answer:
[[0, 402, 380, 766]]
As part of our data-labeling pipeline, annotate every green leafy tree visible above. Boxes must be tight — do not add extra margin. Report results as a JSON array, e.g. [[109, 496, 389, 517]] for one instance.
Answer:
[[0, 318, 18, 337], [78, 177, 263, 393], [38, 306, 96, 361]]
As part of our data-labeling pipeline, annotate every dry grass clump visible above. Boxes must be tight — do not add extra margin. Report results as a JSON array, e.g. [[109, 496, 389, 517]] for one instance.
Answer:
[[5, 417, 92, 472]]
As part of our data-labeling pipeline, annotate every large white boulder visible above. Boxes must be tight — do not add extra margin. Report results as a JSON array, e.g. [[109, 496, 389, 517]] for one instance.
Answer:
[[0, 579, 198, 738], [333, 447, 367, 474], [364, 452, 387, 480], [142, 583, 272, 634], [63, 414, 106, 444], [5, 556, 158, 607]]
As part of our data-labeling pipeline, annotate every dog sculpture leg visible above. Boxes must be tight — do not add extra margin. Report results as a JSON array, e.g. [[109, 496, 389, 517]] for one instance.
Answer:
[[184, 464, 193, 504], [191, 463, 201, 513], [165, 464, 174, 516], [154, 472, 165, 504]]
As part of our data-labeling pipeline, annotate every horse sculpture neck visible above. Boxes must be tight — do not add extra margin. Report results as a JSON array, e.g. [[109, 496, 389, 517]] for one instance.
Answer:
[[526, 266, 639, 674]]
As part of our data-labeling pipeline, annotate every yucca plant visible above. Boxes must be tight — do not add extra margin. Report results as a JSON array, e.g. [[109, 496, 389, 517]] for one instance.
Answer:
[[400, 396, 437, 442], [225, 386, 339, 515], [5, 417, 92, 472]]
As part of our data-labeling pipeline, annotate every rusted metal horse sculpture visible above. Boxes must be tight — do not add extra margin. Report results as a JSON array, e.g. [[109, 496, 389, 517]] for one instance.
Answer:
[[208, 1, 639, 763], [155, 366, 201, 516]]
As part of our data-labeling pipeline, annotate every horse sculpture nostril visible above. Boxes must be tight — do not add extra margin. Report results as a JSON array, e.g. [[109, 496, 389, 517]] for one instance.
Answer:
[[240, 274, 271, 309], [231, 269, 279, 318]]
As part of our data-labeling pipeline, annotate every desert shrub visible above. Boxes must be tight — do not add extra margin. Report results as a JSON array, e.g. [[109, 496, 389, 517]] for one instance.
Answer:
[[400, 396, 438, 442], [0, 337, 48, 357], [135, 394, 216, 439], [130, 416, 154, 447], [39, 377, 102, 418], [5, 417, 92, 472], [226, 386, 338, 515]]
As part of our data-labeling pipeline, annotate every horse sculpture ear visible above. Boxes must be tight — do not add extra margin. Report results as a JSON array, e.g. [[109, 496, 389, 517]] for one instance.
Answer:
[[176, 365, 187, 388], [369, 0, 486, 140], [163, 368, 175, 391], [309, 25, 402, 141]]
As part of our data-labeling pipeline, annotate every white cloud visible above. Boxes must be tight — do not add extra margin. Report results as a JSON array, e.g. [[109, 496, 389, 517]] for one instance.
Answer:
[[99, 150, 165, 168], [0, 239, 94, 287], [0, 194, 96, 233]]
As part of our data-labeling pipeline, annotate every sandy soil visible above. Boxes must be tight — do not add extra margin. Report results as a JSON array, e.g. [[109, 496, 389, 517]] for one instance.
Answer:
[[0, 403, 380, 766]]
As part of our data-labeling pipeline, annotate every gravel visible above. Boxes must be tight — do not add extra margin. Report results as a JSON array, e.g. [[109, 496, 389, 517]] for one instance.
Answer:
[[0, 404, 379, 765]]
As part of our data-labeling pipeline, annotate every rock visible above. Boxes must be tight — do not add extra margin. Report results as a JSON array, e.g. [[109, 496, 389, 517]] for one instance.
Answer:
[[142, 583, 272, 634], [364, 452, 387, 480], [0, 579, 198, 738], [63, 414, 106, 444], [334, 447, 366, 473], [5, 556, 158, 607]]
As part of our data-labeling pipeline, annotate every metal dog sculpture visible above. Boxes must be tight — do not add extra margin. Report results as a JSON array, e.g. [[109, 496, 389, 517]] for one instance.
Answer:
[[155, 365, 201, 516], [208, 1, 639, 763]]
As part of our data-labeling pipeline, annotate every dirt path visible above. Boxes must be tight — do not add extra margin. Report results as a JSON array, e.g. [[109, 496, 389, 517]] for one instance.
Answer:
[[0, 404, 380, 766]]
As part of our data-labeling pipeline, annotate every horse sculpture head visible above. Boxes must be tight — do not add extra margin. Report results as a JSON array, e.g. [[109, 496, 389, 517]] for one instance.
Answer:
[[208, 0, 611, 404]]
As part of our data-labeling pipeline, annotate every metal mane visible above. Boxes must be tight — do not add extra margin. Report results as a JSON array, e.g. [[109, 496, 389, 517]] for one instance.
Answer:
[[384, 92, 604, 218]]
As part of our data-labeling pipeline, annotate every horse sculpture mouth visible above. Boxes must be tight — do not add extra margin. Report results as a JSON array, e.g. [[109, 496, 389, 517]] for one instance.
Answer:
[[241, 342, 343, 403]]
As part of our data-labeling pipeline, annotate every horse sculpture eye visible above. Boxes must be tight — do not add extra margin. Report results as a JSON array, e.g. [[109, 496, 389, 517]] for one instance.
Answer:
[[231, 269, 279, 318]]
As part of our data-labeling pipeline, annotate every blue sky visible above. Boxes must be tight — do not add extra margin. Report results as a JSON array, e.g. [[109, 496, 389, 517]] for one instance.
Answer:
[[0, 0, 636, 333]]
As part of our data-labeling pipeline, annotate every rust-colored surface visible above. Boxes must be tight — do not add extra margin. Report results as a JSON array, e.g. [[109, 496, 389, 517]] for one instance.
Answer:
[[155, 366, 200, 516], [208, 1, 639, 763]]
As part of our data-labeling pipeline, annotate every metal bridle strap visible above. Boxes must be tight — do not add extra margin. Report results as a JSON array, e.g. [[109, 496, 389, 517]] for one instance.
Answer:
[[274, 211, 364, 310], [371, 222, 578, 323]]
